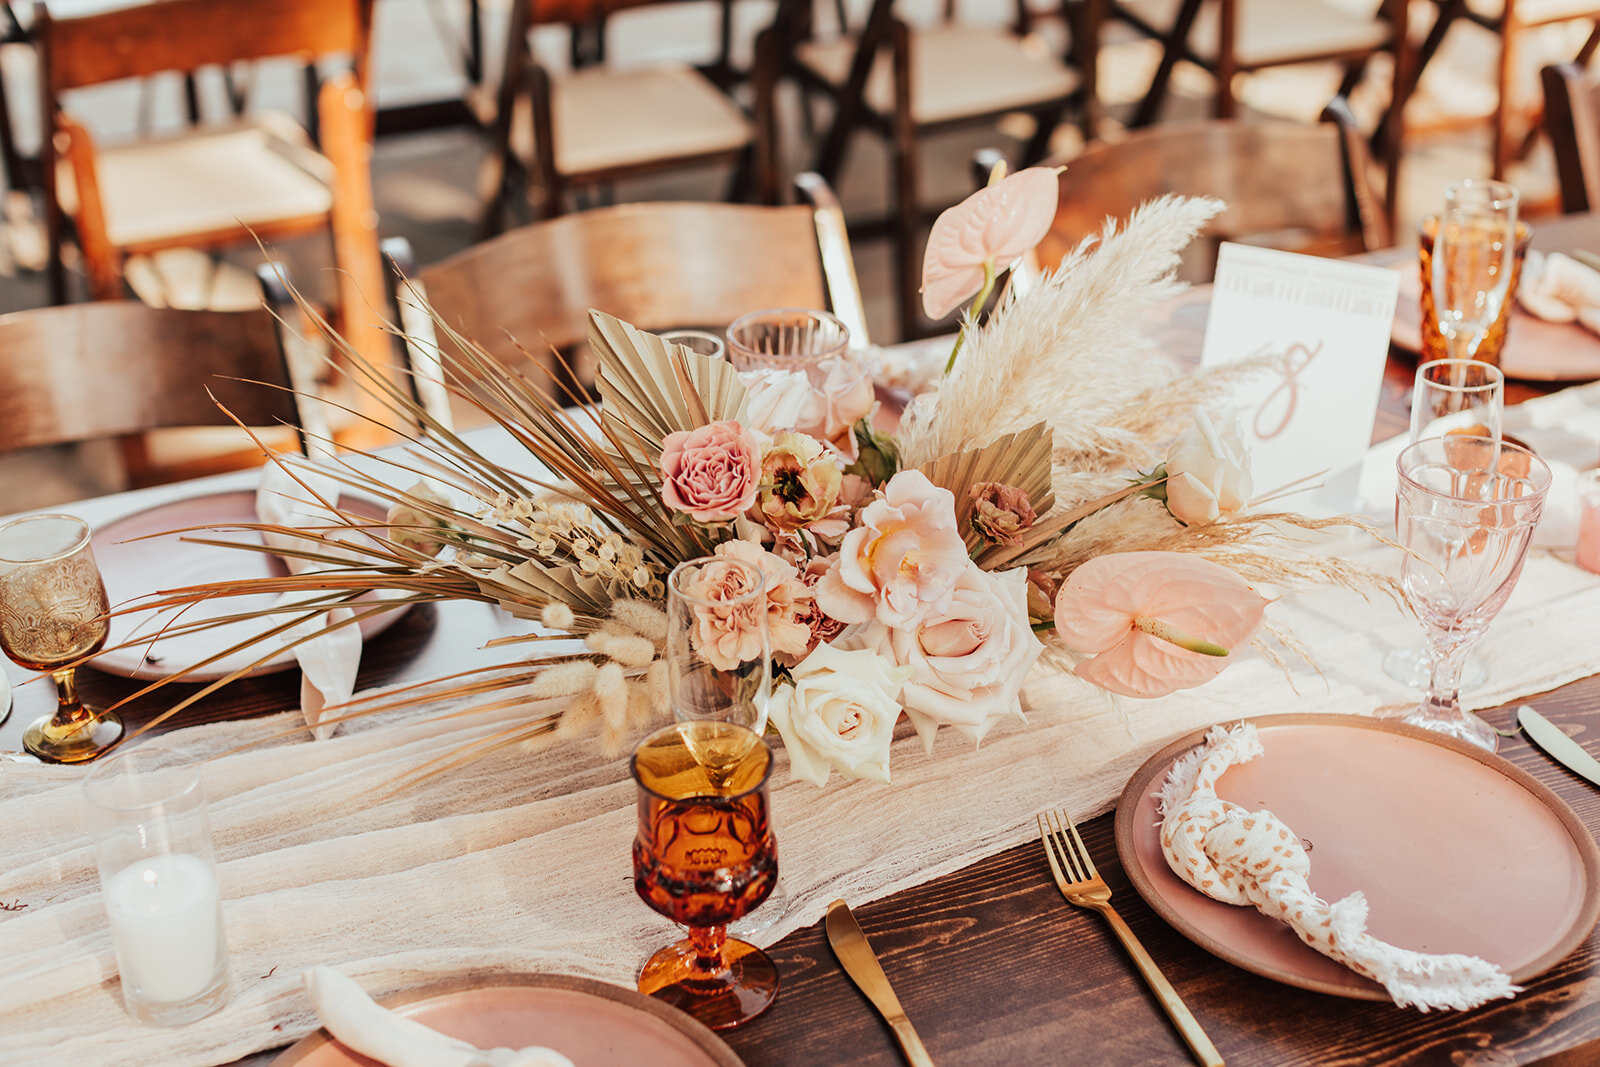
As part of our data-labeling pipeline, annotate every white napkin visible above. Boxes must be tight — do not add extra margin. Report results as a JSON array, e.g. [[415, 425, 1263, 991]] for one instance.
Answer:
[[256, 463, 364, 740], [1158, 722, 1518, 1011], [304, 967, 574, 1067], [1518, 251, 1600, 333]]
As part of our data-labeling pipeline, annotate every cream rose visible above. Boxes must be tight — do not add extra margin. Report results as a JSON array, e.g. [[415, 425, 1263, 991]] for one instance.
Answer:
[[739, 368, 816, 434], [1166, 410, 1253, 526], [866, 564, 1041, 749], [768, 643, 911, 786]]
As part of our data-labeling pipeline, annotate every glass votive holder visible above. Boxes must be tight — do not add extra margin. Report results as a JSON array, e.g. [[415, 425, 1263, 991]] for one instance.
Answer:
[[659, 329, 726, 361], [82, 743, 231, 1026], [726, 308, 849, 377], [1578, 469, 1600, 574]]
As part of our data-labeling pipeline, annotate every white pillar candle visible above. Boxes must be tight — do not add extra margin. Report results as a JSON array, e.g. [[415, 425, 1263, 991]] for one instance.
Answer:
[[105, 853, 223, 1004]]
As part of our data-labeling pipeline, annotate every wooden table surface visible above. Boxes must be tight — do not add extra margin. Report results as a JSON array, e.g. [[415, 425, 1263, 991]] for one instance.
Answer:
[[8, 218, 1600, 1067]]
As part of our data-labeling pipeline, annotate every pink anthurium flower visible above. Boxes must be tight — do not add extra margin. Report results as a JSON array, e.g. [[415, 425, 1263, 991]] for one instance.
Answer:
[[921, 165, 1060, 321], [1053, 551, 1268, 699]]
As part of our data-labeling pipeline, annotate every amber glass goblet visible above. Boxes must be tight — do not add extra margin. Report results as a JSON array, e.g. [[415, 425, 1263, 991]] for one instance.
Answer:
[[632, 720, 778, 1030], [0, 514, 122, 763]]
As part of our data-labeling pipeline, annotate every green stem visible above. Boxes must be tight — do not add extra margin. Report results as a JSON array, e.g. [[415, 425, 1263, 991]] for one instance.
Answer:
[[1132, 615, 1229, 657], [945, 260, 997, 376]]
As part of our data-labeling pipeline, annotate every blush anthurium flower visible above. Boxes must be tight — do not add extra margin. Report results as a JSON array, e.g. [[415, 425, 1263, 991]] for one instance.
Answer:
[[1053, 551, 1268, 699], [921, 164, 1060, 334]]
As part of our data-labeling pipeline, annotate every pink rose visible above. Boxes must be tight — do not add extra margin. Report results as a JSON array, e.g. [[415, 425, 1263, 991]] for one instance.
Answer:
[[797, 357, 876, 463], [866, 564, 1042, 748], [813, 469, 969, 630], [713, 539, 813, 666], [659, 420, 761, 523]]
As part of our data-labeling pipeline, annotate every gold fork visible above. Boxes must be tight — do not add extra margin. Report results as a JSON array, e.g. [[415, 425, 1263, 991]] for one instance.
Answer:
[[1038, 810, 1225, 1067]]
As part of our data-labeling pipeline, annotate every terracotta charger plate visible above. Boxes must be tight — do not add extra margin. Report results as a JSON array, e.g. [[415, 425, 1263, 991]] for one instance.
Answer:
[[90, 490, 410, 682], [1114, 713, 1600, 1000], [271, 973, 745, 1067], [1391, 269, 1600, 382]]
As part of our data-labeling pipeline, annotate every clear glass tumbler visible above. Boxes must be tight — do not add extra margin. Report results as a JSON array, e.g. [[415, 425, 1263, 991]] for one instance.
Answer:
[[82, 743, 231, 1025]]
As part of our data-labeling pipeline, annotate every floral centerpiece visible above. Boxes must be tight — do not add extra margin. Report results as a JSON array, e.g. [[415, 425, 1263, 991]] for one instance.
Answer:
[[120, 181, 1379, 788]]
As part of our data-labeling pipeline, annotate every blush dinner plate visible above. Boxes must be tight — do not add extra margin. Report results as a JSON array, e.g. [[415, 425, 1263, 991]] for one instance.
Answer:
[[1115, 713, 1600, 1000], [90, 490, 409, 682], [271, 973, 745, 1067], [1392, 270, 1600, 382]]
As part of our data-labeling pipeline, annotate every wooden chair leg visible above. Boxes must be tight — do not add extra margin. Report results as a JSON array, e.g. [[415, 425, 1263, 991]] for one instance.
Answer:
[[1132, 0, 1203, 128], [889, 19, 920, 340], [1023, 101, 1066, 164], [1213, 0, 1237, 119], [1493, 17, 1517, 179]]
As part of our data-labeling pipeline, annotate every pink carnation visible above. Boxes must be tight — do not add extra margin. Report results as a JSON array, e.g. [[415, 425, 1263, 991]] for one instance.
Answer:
[[659, 421, 761, 523], [714, 540, 813, 666]]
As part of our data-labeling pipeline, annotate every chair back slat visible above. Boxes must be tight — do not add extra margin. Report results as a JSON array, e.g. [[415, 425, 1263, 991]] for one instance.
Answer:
[[37, 0, 373, 92], [417, 201, 827, 366], [1544, 62, 1600, 214], [0, 302, 302, 452]]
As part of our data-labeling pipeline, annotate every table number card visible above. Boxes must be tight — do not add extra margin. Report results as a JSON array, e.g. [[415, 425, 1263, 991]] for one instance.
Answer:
[[1199, 243, 1401, 511]]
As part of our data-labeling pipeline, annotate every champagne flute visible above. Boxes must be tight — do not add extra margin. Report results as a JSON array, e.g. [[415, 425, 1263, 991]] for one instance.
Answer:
[[666, 556, 787, 936], [0, 514, 123, 763], [1383, 359, 1505, 689], [632, 720, 779, 1030], [1394, 435, 1549, 751], [1430, 180, 1518, 362]]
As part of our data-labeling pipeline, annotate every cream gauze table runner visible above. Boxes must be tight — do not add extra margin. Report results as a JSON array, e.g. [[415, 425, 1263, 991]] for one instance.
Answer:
[[4, 385, 1600, 1066]]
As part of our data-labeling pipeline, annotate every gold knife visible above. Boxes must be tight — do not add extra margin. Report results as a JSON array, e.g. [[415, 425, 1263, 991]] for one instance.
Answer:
[[1518, 705, 1600, 788], [825, 899, 937, 1067]]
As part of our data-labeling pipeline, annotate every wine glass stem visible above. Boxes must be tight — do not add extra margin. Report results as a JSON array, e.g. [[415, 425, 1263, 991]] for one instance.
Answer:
[[687, 923, 731, 979], [51, 667, 89, 723], [1444, 329, 1481, 361], [1422, 637, 1471, 722]]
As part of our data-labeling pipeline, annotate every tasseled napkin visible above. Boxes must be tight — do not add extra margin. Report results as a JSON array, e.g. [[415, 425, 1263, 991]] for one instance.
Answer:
[[304, 967, 575, 1067], [1518, 251, 1600, 333], [1158, 722, 1518, 1011]]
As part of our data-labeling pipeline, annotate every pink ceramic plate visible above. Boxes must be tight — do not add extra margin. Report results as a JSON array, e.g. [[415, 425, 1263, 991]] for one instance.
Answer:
[[1392, 270, 1600, 382], [90, 491, 409, 682], [271, 973, 744, 1067], [1114, 713, 1600, 1000]]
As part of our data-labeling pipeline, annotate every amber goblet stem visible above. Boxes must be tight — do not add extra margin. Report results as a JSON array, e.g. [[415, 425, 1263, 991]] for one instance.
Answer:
[[686, 924, 731, 978]]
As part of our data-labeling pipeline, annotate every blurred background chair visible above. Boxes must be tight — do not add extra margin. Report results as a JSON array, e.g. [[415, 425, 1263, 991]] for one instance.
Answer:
[[783, 0, 1092, 339], [1542, 59, 1600, 211], [1106, 0, 1410, 221], [34, 0, 386, 373], [1028, 103, 1389, 281], [384, 175, 867, 421], [0, 296, 327, 484], [479, 0, 777, 234]]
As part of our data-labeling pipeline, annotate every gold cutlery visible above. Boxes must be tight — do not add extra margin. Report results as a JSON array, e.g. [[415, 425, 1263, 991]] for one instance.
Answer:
[[1038, 810, 1224, 1067], [824, 898, 936, 1067]]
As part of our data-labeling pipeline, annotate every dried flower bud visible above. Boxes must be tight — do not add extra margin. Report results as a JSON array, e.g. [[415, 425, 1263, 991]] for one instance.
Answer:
[[1025, 568, 1060, 623], [970, 482, 1037, 546]]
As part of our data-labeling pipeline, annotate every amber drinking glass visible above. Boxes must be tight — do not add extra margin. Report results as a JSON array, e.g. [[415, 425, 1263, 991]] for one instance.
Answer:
[[1419, 214, 1529, 368], [0, 514, 122, 763], [632, 720, 778, 1030]]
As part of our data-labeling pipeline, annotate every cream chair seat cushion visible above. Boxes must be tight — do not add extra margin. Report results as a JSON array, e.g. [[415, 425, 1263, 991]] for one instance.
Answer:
[[796, 26, 1079, 125], [1465, 0, 1600, 22], [547, 64, 752, 175], [1120, 0, 1391, 67], [57, 116, 334, 253]]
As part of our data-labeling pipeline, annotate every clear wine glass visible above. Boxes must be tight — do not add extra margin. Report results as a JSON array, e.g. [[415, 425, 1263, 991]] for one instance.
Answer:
[[1383, 359, 1504, 688], [1431, 180, 1519, 362], [1394, 435, 1550, 752], [666, 557, 787, 937], [632, 720, 779, 1030], [0, 514, 123, 763]]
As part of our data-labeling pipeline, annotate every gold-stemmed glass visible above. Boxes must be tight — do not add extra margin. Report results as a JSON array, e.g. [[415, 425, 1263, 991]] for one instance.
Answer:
[[0, 514, 122, 763], [632, 720, 779, 1030]]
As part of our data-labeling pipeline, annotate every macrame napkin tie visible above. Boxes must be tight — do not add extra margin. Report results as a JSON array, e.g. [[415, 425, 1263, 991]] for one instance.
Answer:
[[304, 967, 574, 1067], [1158, 722, 1518, 1011]]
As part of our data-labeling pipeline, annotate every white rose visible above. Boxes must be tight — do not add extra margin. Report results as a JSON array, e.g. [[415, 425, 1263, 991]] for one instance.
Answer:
[[866, 564, 1041, 750], [738, 368, 816, 434], [385, 480, 454, 557], [768, 642, 911, 786], [1166, 410, 1253, 526]]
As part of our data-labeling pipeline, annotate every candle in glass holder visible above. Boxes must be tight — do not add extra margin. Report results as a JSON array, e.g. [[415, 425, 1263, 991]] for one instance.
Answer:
[[105, 854, 224, 1005]]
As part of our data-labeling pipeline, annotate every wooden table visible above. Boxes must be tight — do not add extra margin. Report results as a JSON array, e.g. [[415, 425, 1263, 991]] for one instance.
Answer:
[[9, 222, 1600, 1066]]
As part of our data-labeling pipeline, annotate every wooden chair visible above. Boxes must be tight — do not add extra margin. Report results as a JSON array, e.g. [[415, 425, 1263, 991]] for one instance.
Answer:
[[1029, 107, 1391, 282], [0, 299, 328, 480], [1403, 0, 1600, 181], [384, 177, 869, 420], [783, 0, 1091, 340], [33, 0, 387, 372], [479, 0, 778, 234], [1108, 0, 1411, 222], [1543, 61, 1600, 212]]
